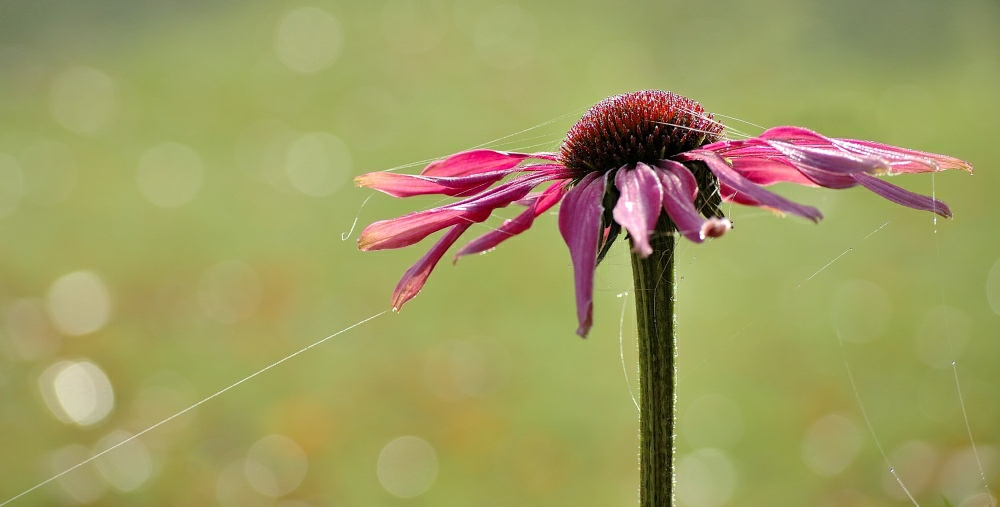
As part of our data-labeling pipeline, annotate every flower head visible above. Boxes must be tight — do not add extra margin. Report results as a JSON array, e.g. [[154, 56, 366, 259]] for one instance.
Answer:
[[355, 90, 972, 337]]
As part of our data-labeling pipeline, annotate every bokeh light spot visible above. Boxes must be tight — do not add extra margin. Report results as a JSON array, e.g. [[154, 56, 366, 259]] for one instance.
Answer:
[[915, 305, 969, 368], [198, 260, 262, 324], [245, 434, 309, 497], [676, 448, 738, 507], [49, 66, 118, 134], [880, 440, 938, 500], [800, 413, 862, 477], [46, 270, 113, 336], [0, 153, 24, 217], [51, 445, 108, 503], [682, 394, 745, 449], [377, 436, 438, 498], [19, 140, 77, 206], [831, 279, 891, 343], [136, 142, 205, 208], [39, 359, 116, 427], [94, 430, 154, 492], [284, 132, 351, 197], [274, 7, 343, 74]]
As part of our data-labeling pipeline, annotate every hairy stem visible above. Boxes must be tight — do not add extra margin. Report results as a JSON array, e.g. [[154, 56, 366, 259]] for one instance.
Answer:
[[630, 216, 677, 507]]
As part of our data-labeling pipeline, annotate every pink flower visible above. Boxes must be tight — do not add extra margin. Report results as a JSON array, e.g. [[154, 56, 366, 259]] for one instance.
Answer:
[[355, 90, 972, 337]]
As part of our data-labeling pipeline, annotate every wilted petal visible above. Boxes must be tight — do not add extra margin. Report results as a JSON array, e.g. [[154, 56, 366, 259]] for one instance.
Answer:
[[832, 138, 974, 174], [655, 160, 711, 243], [679, 150, 823, 222], [612, 163, 663, 257], [355, 170, 510, 197], [391, 223, 473, 311], [455, 182, 568, 260], [852, 173, 953, 218], [766, 140, 889, 175], [558, 172, 607, 337]]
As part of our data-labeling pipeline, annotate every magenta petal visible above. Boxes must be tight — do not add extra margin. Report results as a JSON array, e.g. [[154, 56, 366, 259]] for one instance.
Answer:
[[419, 150, 557, 177], [679, 151, 823, 222], [420, 149, 531, 177], [455, 182, 568, 260], [766, 140, 890, 175], [391, 223, 473, 311], [360, 174, 550, 251], [558, 172, 607, 338], [655, 160, 709, 243], [358, 209, 473, 251], [851, 173, 953, 218], [730, 158, 818, 186], [833, 138, 974, 174], [612, 163, 663, 257], [355, 170, 510, 198]]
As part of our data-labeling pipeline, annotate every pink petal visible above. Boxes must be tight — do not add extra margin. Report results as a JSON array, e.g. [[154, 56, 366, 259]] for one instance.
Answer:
[[612, 163, 664, 257], [391, 223, 473, 311], [558, 172, 607, 338], [678, 151, 823, 222], [654, 160, 710, 243], [766, 140, 890, 175], [355, 170, 510, 198], [359, 174, 551, 251], [832, 138, 974, 174], [454, 181, 568, 260], [420, 149, 555, 177], [359, 209, 472, 251], [851, 173, 953, 218], [730, 158, 818, 187]]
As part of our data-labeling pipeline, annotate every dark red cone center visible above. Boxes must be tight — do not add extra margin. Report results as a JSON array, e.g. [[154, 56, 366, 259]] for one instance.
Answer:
[[559, 90, 725, 175]]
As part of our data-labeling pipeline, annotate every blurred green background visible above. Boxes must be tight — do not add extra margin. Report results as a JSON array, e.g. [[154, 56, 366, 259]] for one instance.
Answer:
[[1, 0, 998, 505]]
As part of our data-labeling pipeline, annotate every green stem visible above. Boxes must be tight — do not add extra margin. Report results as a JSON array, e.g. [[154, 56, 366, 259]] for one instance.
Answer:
[[630, 216, 677, 507]]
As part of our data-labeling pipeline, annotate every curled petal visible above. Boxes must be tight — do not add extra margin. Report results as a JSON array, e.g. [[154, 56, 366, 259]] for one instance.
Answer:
[[558, 172, 607, 337], [454, 182, 568, 260], [851, 173, 953, 218], [655, 160, 711, 243], [612, 163, 664, 257], [355, 170, 510, 198], [679, 151, 823, 222], [391, 223, 473, 311]]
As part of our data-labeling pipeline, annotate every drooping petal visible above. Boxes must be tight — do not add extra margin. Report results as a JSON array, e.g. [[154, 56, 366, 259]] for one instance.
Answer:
[[678, 151, 823, 222], [655, 160, 711, 243], [355, 170, 510, 198], [558, 172, 607, 338], [359, 173, 552, 251], [612, 163, 663, 257], [454, 181, 568, 260], [832, 138, 973, 174], [391, 223, 473, 311], [420, 149, 555, 177], [851, 173, 953, 218], [358, 209, 472, 251], [729, 157, 818, 187], [766, 140, 889, 176]]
